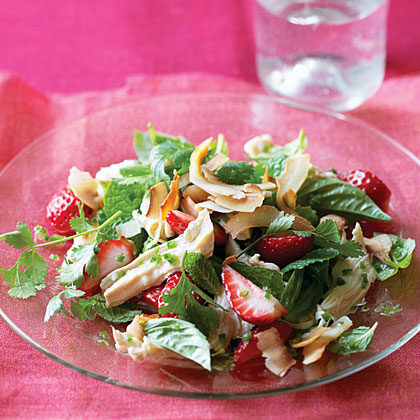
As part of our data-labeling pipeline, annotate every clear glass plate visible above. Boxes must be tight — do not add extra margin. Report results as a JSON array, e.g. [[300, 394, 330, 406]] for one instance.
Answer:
[[0, 92, 418, 399]]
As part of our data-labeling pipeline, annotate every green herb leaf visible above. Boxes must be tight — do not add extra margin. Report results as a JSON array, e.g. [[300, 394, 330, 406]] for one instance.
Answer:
[[134, 130, 154, 164], [266, 215, 295, 236], [70, 204, 94, 234], [327, 323, 378, 355], [0, 222, 34, 249], [88, 295, 142, 323], [44, 292, 66, 322], [143, 317, 211, 371], [294, 205, 319, 226], [281, 248, 339, 272], [160, 272, 219, 335], [20, 250, 49, 290], [294, 219, 363, 258], [214, 161, 255, 185], [297, 177, 392, 222], [229, 261, 284, 301], [57, 243, 99, 288], [372, 235, 416, 281], [183, 252, 221, 295]]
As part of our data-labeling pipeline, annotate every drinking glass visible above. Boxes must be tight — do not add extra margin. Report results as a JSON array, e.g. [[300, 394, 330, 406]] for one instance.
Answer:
[[253, 0, 390, 111]]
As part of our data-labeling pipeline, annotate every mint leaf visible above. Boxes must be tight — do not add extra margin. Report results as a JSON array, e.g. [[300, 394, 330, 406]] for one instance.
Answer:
[[294, 219, 363, 258], [160, 272, 219, 335], [0, 222, 34, 249], [372, 235, 416, 281], [214, 161, 254, 185], [266, 215, 295, 236], [297, 177, 392, 222], [143, 318, 211, 371], [327, 323, 378, 355], [281, 248, 339, 272], [120, 163, 152, 178], [229, 261, 284, 301], [183, 252, 221, 295], [57, 243, 99, 287]]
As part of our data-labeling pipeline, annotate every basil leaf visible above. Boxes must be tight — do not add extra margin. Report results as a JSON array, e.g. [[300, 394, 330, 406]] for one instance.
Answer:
[[297, 177, 392, 222], [229, 261, 284, 300], [327, 323, 378, 355], [143, 318, 211, 371]]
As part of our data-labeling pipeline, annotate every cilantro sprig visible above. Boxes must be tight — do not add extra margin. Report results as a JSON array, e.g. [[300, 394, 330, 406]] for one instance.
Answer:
[[0, 211, 122, 299]]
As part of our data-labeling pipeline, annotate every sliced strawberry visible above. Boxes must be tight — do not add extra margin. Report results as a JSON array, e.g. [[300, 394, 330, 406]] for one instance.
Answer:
[[255, 235, 314, 268], [140, 284, 165, 309], [166, 210, 196, 235], [338, 169, 392, 212], [46, 187, 93, 235], [80, 238, 135, 296], [213, 223, 228, 246], [166, 210, 228, 246], [221, 265, 286, 325], [233, 322, 293, 366]]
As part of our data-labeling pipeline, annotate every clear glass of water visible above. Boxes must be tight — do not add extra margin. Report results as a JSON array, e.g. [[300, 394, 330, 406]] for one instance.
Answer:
[[253, 0, 390, 111]]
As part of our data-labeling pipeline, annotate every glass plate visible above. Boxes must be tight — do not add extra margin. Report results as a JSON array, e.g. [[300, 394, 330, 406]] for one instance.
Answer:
[[0, 92, 419, 399]]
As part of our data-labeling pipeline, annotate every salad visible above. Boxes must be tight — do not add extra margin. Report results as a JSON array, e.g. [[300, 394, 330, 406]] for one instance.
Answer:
[[0, 125, 416, 377]]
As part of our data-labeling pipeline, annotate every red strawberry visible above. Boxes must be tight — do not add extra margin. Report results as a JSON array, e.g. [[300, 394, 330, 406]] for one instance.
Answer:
[[80, 238, 134, 296], [255, 235, 314, 268], [142, 272, 204, 318], [46, 187, 93, 235], [166, 210, 228, 246], [338, 169, 391, 212], [233, 322, 293, 366], [140, 284, 165, 309], [221, 265, 287, 325], [166, 210, 196, 235], [213, 223, 229, 246]]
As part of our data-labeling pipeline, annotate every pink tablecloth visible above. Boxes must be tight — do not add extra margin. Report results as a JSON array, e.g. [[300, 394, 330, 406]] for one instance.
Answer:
[[0, 1, 420, 419]]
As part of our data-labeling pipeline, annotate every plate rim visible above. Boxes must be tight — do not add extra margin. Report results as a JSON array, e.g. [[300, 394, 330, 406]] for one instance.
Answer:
[[1, 91, 419, 398]]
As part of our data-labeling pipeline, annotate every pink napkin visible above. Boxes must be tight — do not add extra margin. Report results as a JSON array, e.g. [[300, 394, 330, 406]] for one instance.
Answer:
[[0, 72, 419, 419]]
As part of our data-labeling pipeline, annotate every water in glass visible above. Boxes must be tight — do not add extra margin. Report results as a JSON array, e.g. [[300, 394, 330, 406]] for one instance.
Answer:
[[253, 0, 389, 111]]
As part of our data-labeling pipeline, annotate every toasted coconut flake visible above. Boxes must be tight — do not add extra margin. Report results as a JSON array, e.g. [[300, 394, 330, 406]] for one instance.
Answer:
[[190, 138, 246, 199], [160, 172, 180, 221], [283, 188, 297, 210], [262, 167, 270, 183], [256, 327, 296, 377], [223, 255, 237, 265], [178, 172, 190, 189], [320, 214, 347, 235], [276, 154, 310, 208], [236, 228, 252, 240], [243, 134, 273, 157], [180, 196, 200, 217], [146, 182, 168, 218], [302, 316, 353, 365], [182, 184, 209, 203], [364, 234, 392, 262], [291, 326, 332, 348], [224, 205, 281, 239], [203, 153, 230, 171], [196, 200, 232, 213], [68, 167, 103, 211], [213, 192, 264, 213]]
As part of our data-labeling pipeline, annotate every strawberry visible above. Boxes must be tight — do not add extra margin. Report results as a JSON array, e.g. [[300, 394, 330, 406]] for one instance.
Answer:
[[46, 187, 93, 235], [255, 235, 314, 268], [141, 272, 204, 318], [233, 322, 293, 366], [166, 210, 196, 235], [338, 169, 391, 212], [221, 265, 287, 325], [166, 210, 228, 246], [80, 239, 134, 296]]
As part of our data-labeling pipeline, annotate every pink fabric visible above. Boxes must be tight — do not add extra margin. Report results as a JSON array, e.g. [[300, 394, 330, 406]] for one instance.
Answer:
[[0, 0, 419, 418], [0, 0, 419, 93], [0, 72, 419, 419]]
